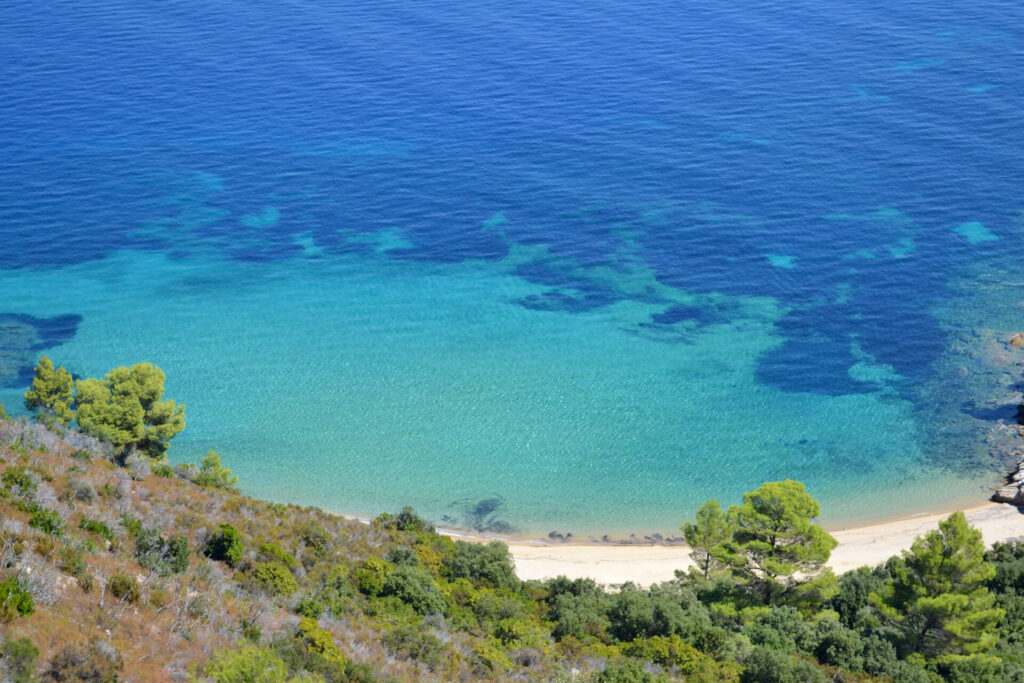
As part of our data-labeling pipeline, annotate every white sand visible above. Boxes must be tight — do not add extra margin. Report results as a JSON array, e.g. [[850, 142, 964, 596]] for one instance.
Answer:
[[508, 503, 1024, 586]]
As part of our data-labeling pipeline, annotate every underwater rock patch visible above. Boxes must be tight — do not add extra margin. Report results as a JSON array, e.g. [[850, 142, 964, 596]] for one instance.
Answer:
[[0, 313, 82, 388]]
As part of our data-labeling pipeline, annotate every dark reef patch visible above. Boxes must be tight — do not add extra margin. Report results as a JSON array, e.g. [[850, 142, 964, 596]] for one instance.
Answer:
[[442, 495, 516, 534], [756, 335, 875, 396], [0, 313, 82, 388]]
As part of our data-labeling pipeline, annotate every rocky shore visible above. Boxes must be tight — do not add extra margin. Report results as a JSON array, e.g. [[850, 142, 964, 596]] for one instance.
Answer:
[[993, 453, 1024, 505]]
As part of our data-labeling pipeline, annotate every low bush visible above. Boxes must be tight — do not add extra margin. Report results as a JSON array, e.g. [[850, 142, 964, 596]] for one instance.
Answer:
[[253, 562, 298, 596], [206, 524, 243, 567], [194, 451, 239, 492], [447, 541, 518, 590], [47, 643, 123, 683], [107, 574, 140, 604], [0, 576, 34, 622], [201, 644, 292, 682], [380, 565, 447, 615], [152, 464, 174, 478], [1, 466, 36, 498], [382, 624, 444, 670], [0, 637, 39, 683], [67, 477, 96, 503], [28, 507, 63, 536], [135, 529, 190, 575], [79, 517, 113, 541]]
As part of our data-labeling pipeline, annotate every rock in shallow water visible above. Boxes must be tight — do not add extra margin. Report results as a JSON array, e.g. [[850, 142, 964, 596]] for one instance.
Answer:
[[992, 458, 1024, 504]]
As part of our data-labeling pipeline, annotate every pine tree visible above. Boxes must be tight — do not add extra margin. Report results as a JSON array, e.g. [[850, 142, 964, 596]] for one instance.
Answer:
[[23, 355, 75, 426], [681, 500, 733, 580], [75, 363, 185, 459], [871, 511, 1004, 663], [718, 479, 837, 602]]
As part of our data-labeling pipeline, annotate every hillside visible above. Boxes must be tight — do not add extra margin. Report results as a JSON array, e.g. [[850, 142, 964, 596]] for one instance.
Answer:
[[3, 415, 1024, 682]]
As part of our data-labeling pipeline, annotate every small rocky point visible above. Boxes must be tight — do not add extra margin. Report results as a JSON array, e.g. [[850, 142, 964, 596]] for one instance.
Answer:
[[993, 456, 1024, 505]]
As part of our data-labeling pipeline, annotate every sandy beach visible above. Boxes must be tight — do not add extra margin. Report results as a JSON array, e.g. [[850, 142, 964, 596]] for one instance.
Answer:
[[507, 502, 1024, 586]]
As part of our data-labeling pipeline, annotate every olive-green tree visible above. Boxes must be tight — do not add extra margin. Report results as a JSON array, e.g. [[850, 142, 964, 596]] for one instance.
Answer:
[[23, 355, 75, 426], [718, 480, 837, 602], [682, 499, 734, 580], [871, 511, 1004, 664], [75, 362, 185, 459]]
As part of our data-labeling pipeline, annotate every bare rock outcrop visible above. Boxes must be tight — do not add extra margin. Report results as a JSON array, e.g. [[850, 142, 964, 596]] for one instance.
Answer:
[[993, 457, 1024, 504]]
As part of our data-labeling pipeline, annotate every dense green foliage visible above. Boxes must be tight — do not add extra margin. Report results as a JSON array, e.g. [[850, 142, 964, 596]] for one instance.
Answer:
[[0, 577, 34, 622], [194, 450, 239, 491], [135, 528, 191, 575], [75, 362, 185, 459], [23, 355, 74, 426], [718, 479, 838, 603], [22, 356, 187, 460], [206, 523, 244, 566], [681, 499, 732, 581]]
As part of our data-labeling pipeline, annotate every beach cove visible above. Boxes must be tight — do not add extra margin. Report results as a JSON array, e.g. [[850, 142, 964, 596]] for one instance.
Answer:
[[503, 502, 1024, 587]]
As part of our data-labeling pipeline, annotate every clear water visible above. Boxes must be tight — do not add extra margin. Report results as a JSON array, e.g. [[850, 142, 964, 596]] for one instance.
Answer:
[[1, 0, 1021, 537]]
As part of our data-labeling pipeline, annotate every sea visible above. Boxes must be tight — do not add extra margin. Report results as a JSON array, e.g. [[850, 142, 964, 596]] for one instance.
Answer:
[[1, 0, 1022, 538]]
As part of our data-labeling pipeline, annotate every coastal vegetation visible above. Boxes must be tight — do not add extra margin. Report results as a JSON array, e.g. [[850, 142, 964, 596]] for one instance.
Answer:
[[2, 358, 1024, 681], [24, 356, 185, 460]]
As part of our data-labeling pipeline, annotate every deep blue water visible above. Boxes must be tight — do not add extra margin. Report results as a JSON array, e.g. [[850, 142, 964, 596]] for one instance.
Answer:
[[1, 0, 1022, 535]]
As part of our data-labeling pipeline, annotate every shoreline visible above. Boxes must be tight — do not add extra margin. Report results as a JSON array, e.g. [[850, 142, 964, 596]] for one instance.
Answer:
[[502, 501, 1024, 586], [435, 498, 999, 548]]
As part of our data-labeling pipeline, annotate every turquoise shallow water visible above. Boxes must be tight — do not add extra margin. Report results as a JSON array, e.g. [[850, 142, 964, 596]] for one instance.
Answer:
[[0, 242, 1001, 537], [1, 0, 1022, 536]]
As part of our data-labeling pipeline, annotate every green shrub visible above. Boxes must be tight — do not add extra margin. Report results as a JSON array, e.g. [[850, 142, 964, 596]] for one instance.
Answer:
[[258, 541, 296, 569], [595, 659, 660, 683], [46, 643, 123, 683], [70, 448, 92, 462], [380, 565, 447, 615], [377, 506, 434, 533], [493, 617, 543, 648], [79, 517, 113, 541], [58, 546, 87, 578], [28, 507, 63, 536], [295, 617, 346, 666], [194, 451, 239, 492], [67, 477, 96, 503], [382, 624, 444, 670], [253, 562, 298, 596], [355, 558, 392, 597], [298, 521, 329, 558], [202, 644, 295, 682], [813, 621, 863, 671], [107, 574, 139, 603], [547, 578, 613, 640], [0, 577, 34, 622], [206, 524, 243, 567], [447, 541, 518, 589], [119, 513, 142, 537], [152, 464, 174, 478], [135, 529, 190, 575], [741, 647, 827, 683], [1, 466, 37, 497], [296, 596, 324, 619], [942, 654, 1005, 683], [0, 637, 39, 683], [318, 566, 356, 617]]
